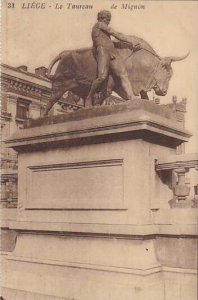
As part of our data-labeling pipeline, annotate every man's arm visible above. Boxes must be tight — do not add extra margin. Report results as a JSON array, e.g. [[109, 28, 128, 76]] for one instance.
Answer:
[[98, 22, 134, 46], [110, 29, 134, 45]]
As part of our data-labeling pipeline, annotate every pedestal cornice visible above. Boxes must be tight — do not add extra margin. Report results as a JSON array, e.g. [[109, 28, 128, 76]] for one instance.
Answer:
[[6, 100, 192, 152]]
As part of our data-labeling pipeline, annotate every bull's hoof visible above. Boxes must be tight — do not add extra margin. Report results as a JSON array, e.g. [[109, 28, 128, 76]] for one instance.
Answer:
[[41, 110, 48, 117], [131, 96, 140, 100], [85, 97, 93, 108]]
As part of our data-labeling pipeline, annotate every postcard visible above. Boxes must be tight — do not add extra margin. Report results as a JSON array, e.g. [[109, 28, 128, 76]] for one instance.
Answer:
[[1, 1, 198, 299]]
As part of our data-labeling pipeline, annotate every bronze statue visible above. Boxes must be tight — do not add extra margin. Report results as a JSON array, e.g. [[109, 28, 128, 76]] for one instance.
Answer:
[[43, 11, 189, 116], [86, 10, 141, 106]]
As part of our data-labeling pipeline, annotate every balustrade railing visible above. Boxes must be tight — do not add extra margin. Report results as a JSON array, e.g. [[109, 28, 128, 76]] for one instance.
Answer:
[[1, 153, 18, 208], [155, 153, 198, 207], [1, 155, 18, 170], [1, 178, 18, 208]]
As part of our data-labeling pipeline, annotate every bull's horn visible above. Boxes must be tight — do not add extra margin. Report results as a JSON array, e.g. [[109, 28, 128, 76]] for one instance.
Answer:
[[165, 52, 190, 63]]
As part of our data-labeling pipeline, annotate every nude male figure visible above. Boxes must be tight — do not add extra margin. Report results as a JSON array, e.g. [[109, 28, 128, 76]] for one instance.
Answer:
[[86, 10, 140, 106]]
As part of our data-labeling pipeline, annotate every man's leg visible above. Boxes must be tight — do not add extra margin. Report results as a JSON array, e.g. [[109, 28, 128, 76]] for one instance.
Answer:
[[86, 47, 110, 107], [110, 55, 136, 100]]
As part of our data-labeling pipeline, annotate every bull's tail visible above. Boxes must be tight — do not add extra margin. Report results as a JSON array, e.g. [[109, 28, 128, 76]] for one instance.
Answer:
[[46, 50, 69, 80]]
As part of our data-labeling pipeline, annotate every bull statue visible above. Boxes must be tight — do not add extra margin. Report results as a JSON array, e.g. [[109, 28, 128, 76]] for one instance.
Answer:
[[43, 35, 189, 116]]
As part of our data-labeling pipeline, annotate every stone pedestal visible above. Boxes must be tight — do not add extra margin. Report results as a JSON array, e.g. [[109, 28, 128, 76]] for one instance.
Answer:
[[2, 100, 196, 300]]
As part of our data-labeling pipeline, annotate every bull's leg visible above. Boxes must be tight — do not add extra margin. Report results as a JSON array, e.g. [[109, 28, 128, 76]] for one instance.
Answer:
[[86, 76, 108, 107], [106, 75, 115, 97], [92, 76, 115, 106], [100, 75, 115, 105], [119, 74, 133, 100], [140, 90, 149, 100], [110, 55, 138, 100], [42, 89, 67, 116]]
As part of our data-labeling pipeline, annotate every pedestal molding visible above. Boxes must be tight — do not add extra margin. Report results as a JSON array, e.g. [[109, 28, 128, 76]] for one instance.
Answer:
[[9, 221, 198, 237], [7, 255, 162, 276], [6, 108, 191, 151]]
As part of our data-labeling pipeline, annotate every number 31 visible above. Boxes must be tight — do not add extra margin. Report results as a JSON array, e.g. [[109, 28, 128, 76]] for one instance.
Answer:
[[8, 3, 15, 8]]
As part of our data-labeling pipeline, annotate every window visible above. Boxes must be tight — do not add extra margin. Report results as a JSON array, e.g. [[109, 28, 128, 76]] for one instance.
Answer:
[[1, 123, 10, 141], [16, 99, 30, 120], [1, 96, 7, 112], [40, 105, 46, 116]]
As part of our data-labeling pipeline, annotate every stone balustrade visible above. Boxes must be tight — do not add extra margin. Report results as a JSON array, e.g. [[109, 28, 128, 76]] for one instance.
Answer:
[[1, 153, 18, 208], [1, 177, 18, 208], [155, 153, 198, 207], [1, 154, 18, 170]]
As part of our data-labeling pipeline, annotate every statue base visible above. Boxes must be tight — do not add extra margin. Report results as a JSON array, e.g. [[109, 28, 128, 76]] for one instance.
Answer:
[[3, 100, 196, 300]]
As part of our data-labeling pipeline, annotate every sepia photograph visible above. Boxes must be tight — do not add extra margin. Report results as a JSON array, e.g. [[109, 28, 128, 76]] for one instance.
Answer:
[[1, 0, 198, 299]]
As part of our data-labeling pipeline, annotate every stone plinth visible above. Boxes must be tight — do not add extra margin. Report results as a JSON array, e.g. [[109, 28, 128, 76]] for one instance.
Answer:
[[3, 100, 196, 300]]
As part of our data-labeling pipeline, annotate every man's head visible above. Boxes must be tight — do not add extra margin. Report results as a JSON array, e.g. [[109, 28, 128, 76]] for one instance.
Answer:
[[97, 10, 111, 25]]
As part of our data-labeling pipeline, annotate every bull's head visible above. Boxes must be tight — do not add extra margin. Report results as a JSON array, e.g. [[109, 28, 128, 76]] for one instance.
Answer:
[[153, 52, 189, 96]]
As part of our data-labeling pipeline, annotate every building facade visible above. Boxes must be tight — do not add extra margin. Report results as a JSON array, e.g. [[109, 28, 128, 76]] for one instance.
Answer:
[[1, 64, 52, 210], [1, 64, 84, 211]]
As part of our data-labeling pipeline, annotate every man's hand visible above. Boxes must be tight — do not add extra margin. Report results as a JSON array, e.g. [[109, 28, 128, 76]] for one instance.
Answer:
[[133, 43, 141, 51], [128, 42, 141, 51]]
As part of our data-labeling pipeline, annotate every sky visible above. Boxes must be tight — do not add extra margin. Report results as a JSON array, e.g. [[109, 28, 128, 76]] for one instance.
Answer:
[[2, 0, 198, 152]]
